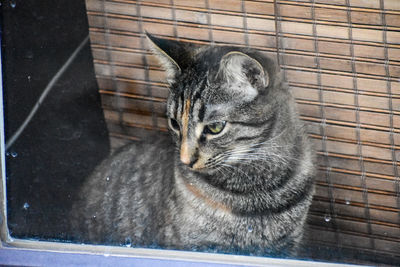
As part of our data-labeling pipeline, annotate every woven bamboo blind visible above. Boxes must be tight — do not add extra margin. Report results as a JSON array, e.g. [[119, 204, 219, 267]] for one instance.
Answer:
[[85, 0, 400, 263]]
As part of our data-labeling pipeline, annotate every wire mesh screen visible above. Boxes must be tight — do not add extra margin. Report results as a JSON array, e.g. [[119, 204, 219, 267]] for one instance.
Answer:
[[85, 0, 400, 263]]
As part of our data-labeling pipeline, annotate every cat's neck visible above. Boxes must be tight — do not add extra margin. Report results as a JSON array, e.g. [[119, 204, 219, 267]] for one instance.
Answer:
[[174, 160, 295, 216]]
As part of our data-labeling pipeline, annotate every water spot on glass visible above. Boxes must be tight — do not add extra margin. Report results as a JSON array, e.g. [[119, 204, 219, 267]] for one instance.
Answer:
[[10, 0, 16, 8], [72, 131, 82, 139], [247, 225, 253, 233], [324, 214, 331, 222], [25, 50, 34, 59], [124, 237, 132, 248], [23, 202, 30, 210], [7, 151, 18, 158]]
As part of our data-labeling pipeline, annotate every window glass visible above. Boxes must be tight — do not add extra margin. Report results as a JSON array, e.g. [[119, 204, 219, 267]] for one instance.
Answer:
[[2, 0, 399, 265]]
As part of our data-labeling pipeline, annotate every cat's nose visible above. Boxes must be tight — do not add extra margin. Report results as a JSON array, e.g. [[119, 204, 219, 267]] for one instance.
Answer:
[[180, 151, 191, 165], [180, 141, 197, 167]]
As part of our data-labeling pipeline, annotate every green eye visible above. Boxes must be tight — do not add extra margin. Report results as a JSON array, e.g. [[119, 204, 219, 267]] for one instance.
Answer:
[[205, 121, 226, 135]]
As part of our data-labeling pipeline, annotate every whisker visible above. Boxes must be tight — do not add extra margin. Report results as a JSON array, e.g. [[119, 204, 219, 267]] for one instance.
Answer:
[[220, 162, 253, 181]]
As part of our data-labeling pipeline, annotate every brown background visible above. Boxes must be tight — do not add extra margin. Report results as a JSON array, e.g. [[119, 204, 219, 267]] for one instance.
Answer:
[[85, 0, 400, 264]]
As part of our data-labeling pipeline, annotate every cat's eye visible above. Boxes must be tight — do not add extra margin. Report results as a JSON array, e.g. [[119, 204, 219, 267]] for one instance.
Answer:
[[205, 121, 226, 135], [169, 118, 180, 132]]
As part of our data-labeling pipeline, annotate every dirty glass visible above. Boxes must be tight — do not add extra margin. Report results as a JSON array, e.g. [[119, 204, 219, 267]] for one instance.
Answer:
[[1, 0, 399, 266], [2, 1, 110, 240]]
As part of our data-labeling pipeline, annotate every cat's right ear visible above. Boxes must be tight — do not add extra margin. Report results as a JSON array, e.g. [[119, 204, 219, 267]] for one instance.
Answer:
[[146, 32, 193, 85], [146, 32, 180, 84]]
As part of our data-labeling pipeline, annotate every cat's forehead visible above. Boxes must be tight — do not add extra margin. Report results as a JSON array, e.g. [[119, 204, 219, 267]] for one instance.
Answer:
[[174, 72, 229, 104], [168, 80, 235, 124]]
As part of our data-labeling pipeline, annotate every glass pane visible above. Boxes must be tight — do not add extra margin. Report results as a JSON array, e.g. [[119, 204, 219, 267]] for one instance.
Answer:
[[1, 0, 399, 265], [2, 1, 110, 240]]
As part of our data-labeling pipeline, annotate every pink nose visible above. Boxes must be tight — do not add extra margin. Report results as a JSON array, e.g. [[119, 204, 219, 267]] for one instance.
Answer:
[[180, 142, 192, 165], [180, 152, 191, 165]]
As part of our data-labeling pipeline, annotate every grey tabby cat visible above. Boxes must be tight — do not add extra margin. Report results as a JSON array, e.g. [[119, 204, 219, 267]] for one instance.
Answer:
[[71, 33, 315, 257]]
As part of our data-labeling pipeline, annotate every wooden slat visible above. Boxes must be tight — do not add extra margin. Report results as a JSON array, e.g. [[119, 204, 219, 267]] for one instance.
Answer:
[[87, 9, 400, 59], [88, 31, 400, 91], [85, 1, 400, 50], [315, 169, 399, 195], [91, 57, 400, 102], [297, 104, 400, 128], [96, 76, 169, 98], [315, 184, 399, 210], [316, 153, 399, 178], [103, 109, 168, 131], [308, 121, 400, 146], [97, 90, 400, 137], [311, 197, 399, 224], [307, 214, 400, 241], [91, 44, 400, 74], [304, 227, 400, 254], [94, 71, 400, 113], [87, 0, 400, 30], [88, 24, 400, 63], [90, 43, 400, 82], [95, 87, 400, 143], [92, 66, 400, 114]]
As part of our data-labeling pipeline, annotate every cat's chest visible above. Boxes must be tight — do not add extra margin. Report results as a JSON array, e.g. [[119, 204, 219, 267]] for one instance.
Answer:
[[171, 200, 276, 250], [170, 175, 277, 248], [173, 173, 232, 221]]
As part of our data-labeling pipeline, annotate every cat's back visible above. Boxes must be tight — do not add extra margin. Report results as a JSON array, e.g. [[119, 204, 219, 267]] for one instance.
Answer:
[[71, 134, 176, 244]]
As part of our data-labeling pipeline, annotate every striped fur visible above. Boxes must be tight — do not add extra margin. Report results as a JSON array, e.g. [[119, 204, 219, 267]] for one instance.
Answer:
[[71, 34, 316, 257]]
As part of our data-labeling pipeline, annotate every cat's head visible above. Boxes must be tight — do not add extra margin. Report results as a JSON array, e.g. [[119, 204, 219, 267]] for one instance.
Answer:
[[147, 33, 284, 174]]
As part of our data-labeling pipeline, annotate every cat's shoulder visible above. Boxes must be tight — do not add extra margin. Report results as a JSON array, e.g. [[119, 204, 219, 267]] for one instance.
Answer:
[[83, 133, 175, 189], [112, 133, 174, 160]]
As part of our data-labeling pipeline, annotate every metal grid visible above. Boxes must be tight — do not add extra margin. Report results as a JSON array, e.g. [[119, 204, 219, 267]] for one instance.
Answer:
[[345, 0, 374, 250], [310, 0, 339, 246], [380, 0, 400, 228], [137, 0, 158, 131], [87, 0, 400, 263]]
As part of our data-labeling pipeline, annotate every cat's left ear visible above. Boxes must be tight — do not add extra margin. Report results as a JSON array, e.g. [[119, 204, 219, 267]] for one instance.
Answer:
[[146, 32, 195, 84], [217, 51, 269, 101]]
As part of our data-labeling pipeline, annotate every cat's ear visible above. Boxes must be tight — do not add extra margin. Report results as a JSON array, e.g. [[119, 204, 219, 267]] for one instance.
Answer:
[[146, 32, 194, 84], [217, 51, 269, 101]]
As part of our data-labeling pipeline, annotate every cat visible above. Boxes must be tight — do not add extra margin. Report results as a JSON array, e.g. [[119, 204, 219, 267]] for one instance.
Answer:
[[71, 33, 315, 257]]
